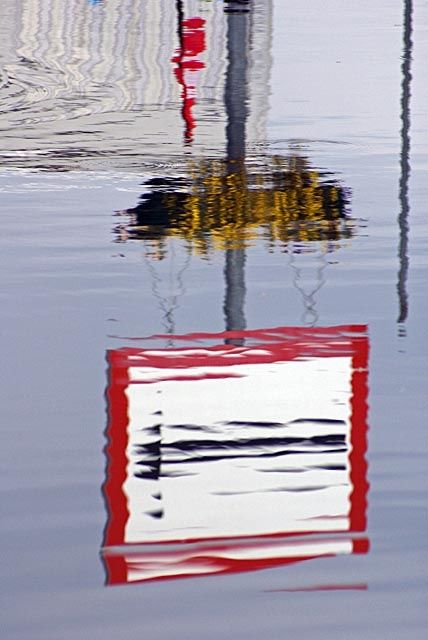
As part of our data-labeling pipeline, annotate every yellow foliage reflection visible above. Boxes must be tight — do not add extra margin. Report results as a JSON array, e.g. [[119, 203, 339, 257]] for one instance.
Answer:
[[117, 156, 353, 258]]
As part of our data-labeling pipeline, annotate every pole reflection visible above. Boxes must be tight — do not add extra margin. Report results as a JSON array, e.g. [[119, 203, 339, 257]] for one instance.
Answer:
[[397, 0, 413, 332]]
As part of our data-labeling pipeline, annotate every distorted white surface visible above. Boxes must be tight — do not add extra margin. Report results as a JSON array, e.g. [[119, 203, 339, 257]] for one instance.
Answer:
[[123, 355, 353, 543], [123, 539, 355, 583]]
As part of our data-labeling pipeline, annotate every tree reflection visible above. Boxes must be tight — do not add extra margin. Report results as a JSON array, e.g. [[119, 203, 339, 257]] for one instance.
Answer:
[[115, 156, 352, 258]]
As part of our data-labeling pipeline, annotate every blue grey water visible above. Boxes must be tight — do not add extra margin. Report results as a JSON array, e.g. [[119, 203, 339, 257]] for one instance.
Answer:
[[1, 1, 427, 638]]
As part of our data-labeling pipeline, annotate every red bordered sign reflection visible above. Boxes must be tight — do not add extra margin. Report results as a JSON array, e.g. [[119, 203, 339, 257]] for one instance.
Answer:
[[102, 325, 369, 585]]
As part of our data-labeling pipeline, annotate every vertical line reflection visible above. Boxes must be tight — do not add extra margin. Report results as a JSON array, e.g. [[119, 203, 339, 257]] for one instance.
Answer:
[[397, 0, 413, 330], [223, 5, 251, 344]]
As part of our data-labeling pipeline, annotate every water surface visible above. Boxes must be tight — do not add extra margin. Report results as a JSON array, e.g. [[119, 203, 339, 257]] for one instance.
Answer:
[[1, 1, 427, 638]]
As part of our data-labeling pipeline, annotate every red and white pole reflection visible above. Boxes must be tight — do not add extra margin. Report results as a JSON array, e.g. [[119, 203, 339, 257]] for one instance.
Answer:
[[102, 325, 369, 585], [172, 1, 206, 144]]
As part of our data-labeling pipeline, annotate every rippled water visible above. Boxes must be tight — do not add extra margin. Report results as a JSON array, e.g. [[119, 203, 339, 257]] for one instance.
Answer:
[[1, 1, 427, 639]]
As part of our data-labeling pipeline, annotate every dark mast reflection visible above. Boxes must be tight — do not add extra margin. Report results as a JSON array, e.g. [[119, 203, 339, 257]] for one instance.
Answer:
[[397, 0, 413, 331], [223, 4, 250, 343]]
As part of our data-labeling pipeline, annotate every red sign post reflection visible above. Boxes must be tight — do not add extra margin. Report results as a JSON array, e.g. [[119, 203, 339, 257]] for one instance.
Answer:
[[102, 326, 369, 585], [172, 11, 206, 144]]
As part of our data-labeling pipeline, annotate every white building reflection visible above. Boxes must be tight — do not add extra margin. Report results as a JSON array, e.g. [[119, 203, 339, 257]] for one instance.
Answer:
[[1, 0, 272, 168]]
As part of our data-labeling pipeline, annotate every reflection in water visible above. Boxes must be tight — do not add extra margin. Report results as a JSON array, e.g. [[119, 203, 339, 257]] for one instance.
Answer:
[[225, 6, 248, 162], [266, 583, 368, 593], [143, 245, 192, 341], [102, 326, 369, 585], [115, 155, 352, 335], [224, 247, 246, 339], [289, 248, 328, 327], [112, 1, 354, 340], [0, 0, 274, 169], [115, 3, 351, 256], [173, 2, 206, 144], [397, 0, 413, 331], [116, 157, 352, 256]]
